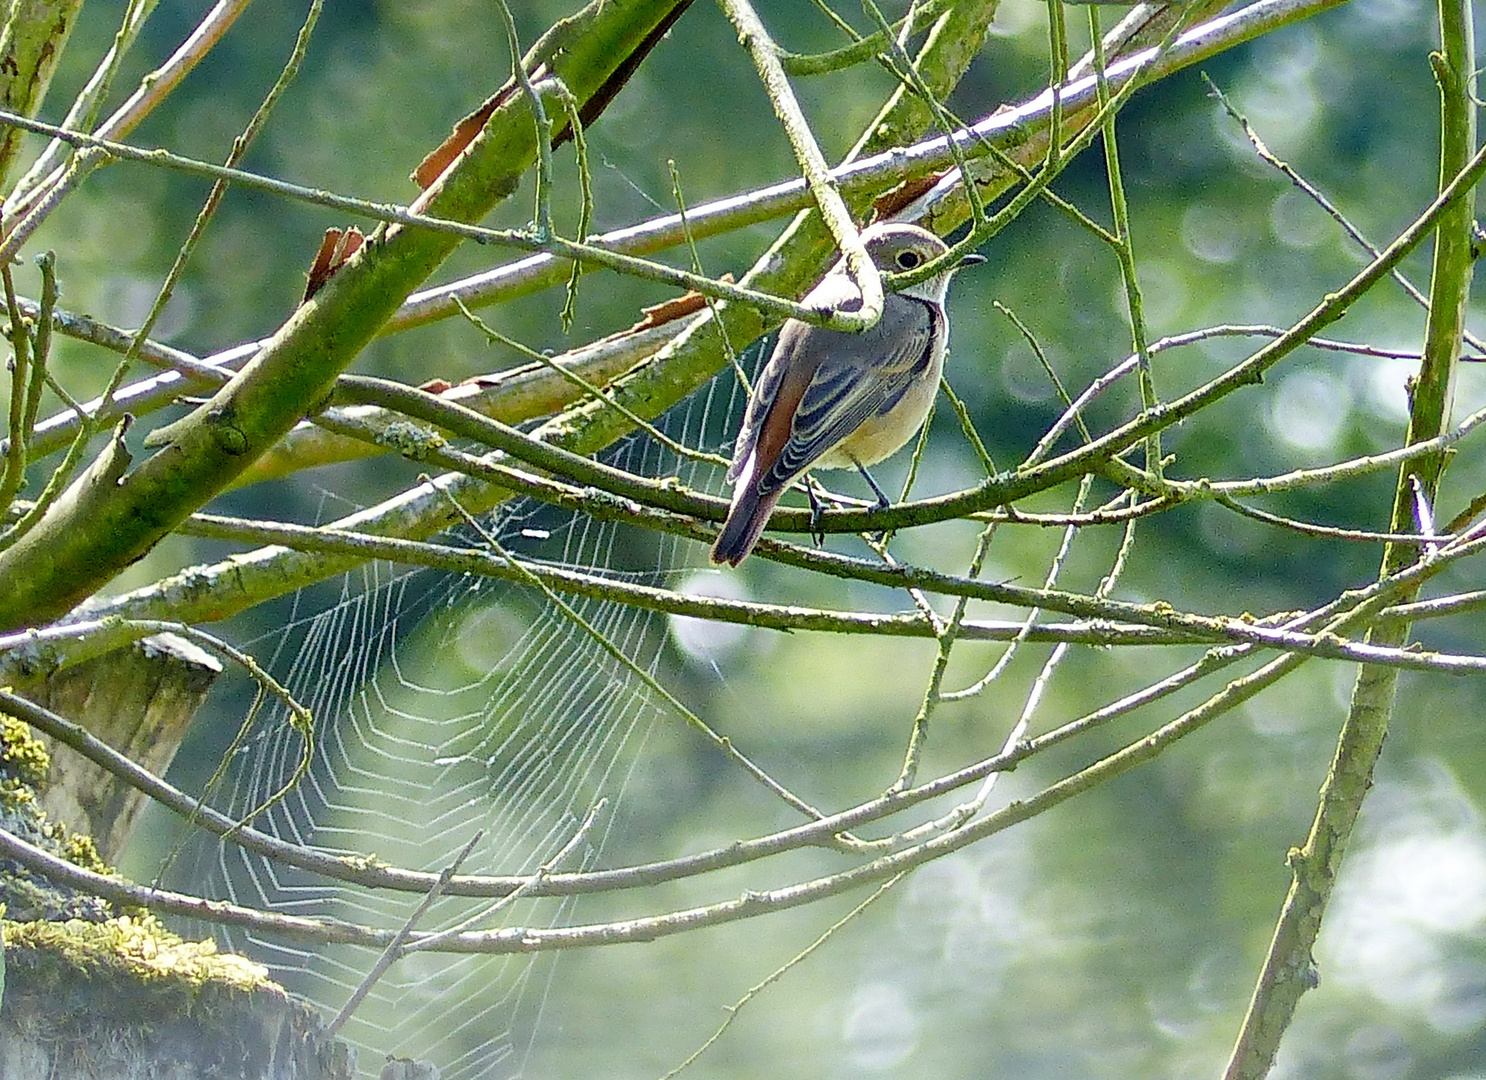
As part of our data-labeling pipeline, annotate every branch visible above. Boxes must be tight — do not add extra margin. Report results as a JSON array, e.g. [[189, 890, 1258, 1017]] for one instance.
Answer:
[[0, 0, 695, 633], [1223, 0, 1478, 1070], [87, 500, 1486, 676], [718, 0, 883, 331], [21, 0, 1342, 463], [0, 0, 85, 188], [0, 559, 1423, 955]]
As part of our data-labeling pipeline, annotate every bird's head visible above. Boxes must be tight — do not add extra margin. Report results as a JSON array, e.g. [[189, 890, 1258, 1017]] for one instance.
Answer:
[[862, 222, 984, 304]]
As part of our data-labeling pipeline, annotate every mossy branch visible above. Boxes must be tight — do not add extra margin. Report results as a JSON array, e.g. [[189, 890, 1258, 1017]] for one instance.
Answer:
[[0, 0, 694, 634]]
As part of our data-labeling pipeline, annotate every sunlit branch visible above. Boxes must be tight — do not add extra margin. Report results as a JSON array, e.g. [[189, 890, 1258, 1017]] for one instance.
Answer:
[[0, 107, 858, 331], [147, 509, 1486, 676], [19, 0, 1349, 467], [718, 0, 884, 331], [7, 0, 254, 215]]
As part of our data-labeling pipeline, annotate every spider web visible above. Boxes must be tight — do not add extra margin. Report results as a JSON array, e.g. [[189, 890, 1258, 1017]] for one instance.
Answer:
[[162, 358, 766, 1079]]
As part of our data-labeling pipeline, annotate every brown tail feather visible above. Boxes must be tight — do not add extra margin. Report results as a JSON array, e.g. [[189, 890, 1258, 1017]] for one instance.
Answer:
[[710, 486, 782, 566]]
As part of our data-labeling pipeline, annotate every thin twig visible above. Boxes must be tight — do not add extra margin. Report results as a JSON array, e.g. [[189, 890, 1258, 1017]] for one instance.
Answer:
[[668, 159, 742, 385], [658, 872, 906, 1080], [549, 79, 595, 330], [324, 829, 485, 1040], [7, 0, 254, 220], [892, 518, 1001, 793], [1203, 72, 1486, 357], [0, 263, 32, 513], [1090, 5, 1162, 478], [494, 0, 555, 238], [406, 801, 603, 952]]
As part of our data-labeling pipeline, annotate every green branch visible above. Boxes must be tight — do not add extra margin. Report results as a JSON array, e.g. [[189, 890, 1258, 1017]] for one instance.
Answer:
[[0, 0, 85, 187], [0, 0, 695, 634], [1223, 0, 1477, 1072]]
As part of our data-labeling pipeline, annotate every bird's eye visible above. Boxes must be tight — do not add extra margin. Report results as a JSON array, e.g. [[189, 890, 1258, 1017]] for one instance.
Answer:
[[895, 250, 923, 270]]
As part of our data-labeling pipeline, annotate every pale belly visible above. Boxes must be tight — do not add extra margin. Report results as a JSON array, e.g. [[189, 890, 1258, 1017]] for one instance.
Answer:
[[812, 361, 942, 470]]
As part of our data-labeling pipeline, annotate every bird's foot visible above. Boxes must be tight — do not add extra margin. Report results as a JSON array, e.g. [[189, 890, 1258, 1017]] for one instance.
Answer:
[[808, 486, 827, 547]]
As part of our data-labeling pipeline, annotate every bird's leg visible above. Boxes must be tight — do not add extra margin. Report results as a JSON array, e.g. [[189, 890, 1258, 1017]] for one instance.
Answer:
[[851, 458, 894, 542], [855, 459, 893, 514], [807, 482, 827, 547], [856, 464, 892, 510]]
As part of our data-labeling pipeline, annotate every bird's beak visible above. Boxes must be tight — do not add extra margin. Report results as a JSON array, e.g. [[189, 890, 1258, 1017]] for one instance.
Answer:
[[959, 252, 987, 267]]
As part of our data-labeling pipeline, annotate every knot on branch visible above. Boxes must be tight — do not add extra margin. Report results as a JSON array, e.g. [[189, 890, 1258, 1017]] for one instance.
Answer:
[[207, 410, 249, 456]]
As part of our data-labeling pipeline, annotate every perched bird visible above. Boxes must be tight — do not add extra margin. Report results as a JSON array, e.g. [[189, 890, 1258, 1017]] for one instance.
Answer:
[[710, 222, 983, 566]]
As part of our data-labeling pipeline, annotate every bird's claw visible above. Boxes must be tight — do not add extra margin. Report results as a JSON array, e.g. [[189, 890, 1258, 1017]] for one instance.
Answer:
[[807, 486, 827, 547]]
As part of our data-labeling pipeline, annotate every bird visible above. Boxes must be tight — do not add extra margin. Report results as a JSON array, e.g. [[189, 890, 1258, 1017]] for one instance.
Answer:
[[710, 222, 983, 566]]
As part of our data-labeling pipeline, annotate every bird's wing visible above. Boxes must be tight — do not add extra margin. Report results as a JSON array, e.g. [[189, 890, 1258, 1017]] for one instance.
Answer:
[[725, 271, 863, 483], [755, 292, 936, 495]]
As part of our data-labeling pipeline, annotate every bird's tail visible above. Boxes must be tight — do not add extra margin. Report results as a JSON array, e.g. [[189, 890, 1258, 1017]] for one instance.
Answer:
[[710, 485, 782, 566]]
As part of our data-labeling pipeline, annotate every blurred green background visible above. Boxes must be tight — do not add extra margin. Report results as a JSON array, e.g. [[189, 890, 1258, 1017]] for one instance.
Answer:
[[17, 0, 1486, 1077]]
